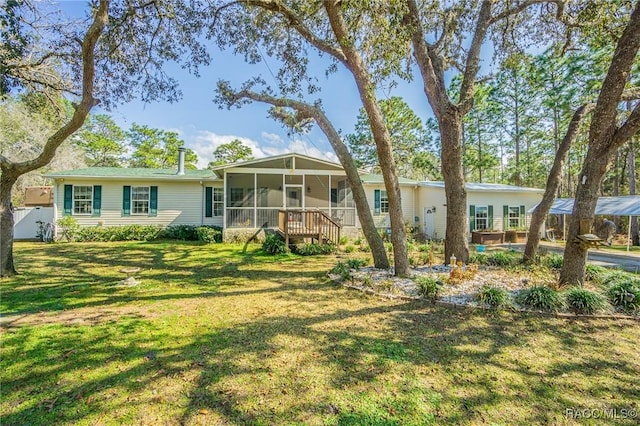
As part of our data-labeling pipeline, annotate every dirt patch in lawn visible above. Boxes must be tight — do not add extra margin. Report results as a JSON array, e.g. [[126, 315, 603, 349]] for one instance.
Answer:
[[0, 305, 152, 329]]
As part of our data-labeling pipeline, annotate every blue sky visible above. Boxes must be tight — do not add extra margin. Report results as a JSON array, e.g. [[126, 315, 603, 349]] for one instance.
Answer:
[[54, 1, 468, 169], [53, 1, 441, 168]]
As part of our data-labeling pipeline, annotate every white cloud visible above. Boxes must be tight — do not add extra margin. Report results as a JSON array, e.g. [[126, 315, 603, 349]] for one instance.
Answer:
[[187, 131, 338, 168], [189, 131, 268, 168]]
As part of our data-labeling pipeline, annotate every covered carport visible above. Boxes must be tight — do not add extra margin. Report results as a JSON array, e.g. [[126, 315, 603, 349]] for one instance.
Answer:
[[532, 195, 640, 251]]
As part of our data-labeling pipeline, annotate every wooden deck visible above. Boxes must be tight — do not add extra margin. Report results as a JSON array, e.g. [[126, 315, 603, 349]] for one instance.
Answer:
[[278, 210, 341, 246]]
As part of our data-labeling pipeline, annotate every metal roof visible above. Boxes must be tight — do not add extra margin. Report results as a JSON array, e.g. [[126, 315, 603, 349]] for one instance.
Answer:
[[360, 174, 419, 185], [530, 196, 640, 216], [420, 181, 544, 193], [45, 167, 217, 180]]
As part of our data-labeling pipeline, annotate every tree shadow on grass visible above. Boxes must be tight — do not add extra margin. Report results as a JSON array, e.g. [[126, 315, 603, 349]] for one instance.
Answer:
[[3, 242, 639, 424]]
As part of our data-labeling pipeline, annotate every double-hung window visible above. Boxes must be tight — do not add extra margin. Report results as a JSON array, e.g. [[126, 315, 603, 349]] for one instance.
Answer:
[[131, 186, 150, 214], [73, 186, 93, 215], [475, 205, 489, 230], [213, 187, 224, 216], [508, 206, 521, 228], [380, 190, 389, 214]]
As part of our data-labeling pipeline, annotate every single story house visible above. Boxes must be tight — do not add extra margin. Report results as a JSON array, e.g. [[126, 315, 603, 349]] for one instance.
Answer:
[[45, 152, 544, 242]]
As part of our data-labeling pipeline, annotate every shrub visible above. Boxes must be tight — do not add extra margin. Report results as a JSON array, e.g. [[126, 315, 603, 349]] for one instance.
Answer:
[[161, 225, 199, 240], [415, 276, 442, 301], [346, 258, 367, 270], [385, 242, 394, 253], [262, 234, 288, 255], [475, 285, 511, 308], [293, 243, 336, 256], [607, 281, 640, 312], [196, 226, 222, 244], [344, 244, 355, 253], [564, 287, 608, 315], [339, 235, 349, 245], [56, 216, 80, 241], [542, 253, 563, 270], [516, 286, 564, 312], [417, 243, 432, 252], [487, 251, 520, 268], [468, 252, 488, 265]]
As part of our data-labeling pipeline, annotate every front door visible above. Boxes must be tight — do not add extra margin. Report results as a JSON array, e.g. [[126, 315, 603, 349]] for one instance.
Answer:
[[286, 186, 302, 209], [424, 207, 435, 238]]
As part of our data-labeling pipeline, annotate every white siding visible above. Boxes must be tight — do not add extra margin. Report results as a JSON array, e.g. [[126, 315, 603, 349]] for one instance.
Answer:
[[54, 179, 212, 227], [361, 184, 418, 228], [417, 186, 543, 240]]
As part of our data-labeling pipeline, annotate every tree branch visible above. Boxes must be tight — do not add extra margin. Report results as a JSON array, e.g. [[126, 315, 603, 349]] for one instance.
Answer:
[[613, 102, 640, 147], [588, 2, 640, 147], [458, 0, 493, 114], [489, 0, 565, 24], [9, 0, 109, 175], [216, 0, 348, 66], [403, 0, 452, 120]]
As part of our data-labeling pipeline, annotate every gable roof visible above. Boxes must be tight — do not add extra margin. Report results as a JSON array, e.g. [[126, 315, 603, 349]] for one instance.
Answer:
[[45, 167, 217, 181], [420, 181, 544, 193], [209, 152, 344, 176]]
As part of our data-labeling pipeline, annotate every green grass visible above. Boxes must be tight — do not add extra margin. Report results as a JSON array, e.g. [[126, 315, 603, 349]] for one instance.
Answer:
[[2, 241, 640, 425]]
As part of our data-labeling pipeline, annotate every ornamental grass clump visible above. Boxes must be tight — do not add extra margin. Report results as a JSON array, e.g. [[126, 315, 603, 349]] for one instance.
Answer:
[[516, 285, 564, 312], [542, 253, 564, 270], [487, 251, 520, 268], [564, 287, 608, 315], [475, 285, 511, 309], [585, 264, 608, 284], [415, 276, 442, 301], [607, 280, 640, 313]]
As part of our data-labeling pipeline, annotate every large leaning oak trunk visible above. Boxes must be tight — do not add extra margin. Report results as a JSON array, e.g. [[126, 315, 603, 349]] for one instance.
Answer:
[[325, 1, 410, 276], [524, 104, 594, 262], [560, 3, 640, 285], [223, 88, 390, 269]]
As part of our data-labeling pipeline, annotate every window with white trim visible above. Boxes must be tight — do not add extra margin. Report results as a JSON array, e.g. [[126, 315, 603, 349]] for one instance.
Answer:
[[475, 205, 489, 230], [508, 206, 521, 228], [380, 190, 389, 214], [213, 188, 224, 216], [132, 186, 150, 214], [73, 185, 92, 215]]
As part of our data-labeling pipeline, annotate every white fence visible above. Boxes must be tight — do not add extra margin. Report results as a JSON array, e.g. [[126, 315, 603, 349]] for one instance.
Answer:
[[13, 207, 54, 240]]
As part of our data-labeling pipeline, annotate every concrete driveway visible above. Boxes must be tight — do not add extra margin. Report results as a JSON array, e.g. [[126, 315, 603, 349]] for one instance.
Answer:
[[502, 243, 640, 273]]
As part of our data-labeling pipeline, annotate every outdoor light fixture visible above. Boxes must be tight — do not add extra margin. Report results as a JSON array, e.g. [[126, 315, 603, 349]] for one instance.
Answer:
[[307, 186, 311, 192]]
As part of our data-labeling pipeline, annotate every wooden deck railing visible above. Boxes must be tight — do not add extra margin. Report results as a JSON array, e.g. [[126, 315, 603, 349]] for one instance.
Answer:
[[278, 210, 341, 246]]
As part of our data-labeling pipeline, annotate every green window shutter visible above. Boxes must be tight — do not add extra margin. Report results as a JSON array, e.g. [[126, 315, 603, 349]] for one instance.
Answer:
[[92, 185, 102, 216], [520, 205, 525, 227], [205, 187, 213, 218], [63, 185, 73, 216], [149, 186, 158, 217], [469, 205, 476, 232], [503, 205, 509, 230], [122, 186, 131, 216], [374, 189, 381, 215], [488, 205, 494, 229]]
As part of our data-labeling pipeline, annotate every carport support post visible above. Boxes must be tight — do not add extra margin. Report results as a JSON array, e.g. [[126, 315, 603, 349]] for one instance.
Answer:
[[563, 215, 566, 241], [628, 215, 632, 252]]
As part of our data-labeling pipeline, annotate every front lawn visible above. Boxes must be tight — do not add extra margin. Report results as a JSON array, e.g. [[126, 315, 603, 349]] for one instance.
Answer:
[[1, 241, 639, 425]]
